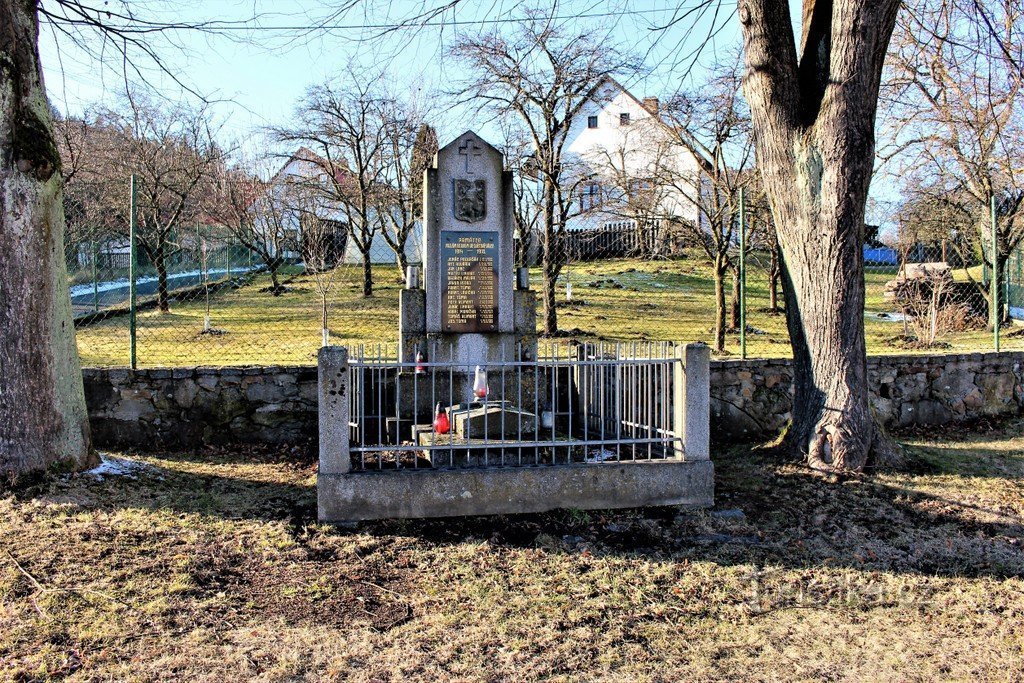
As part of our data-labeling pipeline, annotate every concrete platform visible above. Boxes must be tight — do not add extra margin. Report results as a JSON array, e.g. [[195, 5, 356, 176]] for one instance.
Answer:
[[318, 458, 713, 522]]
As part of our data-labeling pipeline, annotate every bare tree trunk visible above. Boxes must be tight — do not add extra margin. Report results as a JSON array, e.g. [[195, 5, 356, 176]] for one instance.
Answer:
[[268, 260, 282, 295], [397, 250, 410, 286], [740, 0, 901, 471], [730, 263, 741, 331], [541, 181, 559, 335], [0, 0, 94, 479], [713, 256, 728, 352], [154, 249, 170, 313], [542, 261, 558, 335], [361, 251, 373, 297]]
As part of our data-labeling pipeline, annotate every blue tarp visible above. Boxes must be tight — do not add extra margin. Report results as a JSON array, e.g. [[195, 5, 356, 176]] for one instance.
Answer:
[[864, 246, 898, 265]]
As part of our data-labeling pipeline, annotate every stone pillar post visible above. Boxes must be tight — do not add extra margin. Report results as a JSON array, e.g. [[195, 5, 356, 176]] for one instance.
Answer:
[[318, 346, 350, 474], [674, 343, 710, 460], [399, 288, 426, 364]]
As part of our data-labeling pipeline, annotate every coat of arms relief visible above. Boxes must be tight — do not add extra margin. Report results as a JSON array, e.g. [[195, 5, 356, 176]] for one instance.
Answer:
[[453, 179, 486, 223]]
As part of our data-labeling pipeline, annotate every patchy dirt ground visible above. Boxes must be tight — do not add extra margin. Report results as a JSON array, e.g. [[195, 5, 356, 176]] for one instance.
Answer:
[[2, 421, 1023, 682]]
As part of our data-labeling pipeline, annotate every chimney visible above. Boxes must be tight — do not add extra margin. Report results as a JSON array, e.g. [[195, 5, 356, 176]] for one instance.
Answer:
[[642, 97, 660, 114]]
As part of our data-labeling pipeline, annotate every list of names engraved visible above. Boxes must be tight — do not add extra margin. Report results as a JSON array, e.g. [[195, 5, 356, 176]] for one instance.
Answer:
[[440, 231, 498, 332]]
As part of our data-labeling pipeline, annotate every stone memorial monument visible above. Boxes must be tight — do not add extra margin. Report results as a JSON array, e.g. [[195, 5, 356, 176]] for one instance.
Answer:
[[400, 131, 537, 419], [394, 131, 541, 457], [316, 130, 713, 522]]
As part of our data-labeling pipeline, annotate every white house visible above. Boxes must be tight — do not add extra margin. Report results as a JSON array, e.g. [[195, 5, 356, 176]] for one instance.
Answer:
[[266, 147, 420, 265], [562, 77, 704, 231]]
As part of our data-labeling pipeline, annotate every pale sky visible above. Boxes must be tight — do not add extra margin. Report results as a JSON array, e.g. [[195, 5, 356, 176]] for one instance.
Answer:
[[39, 1, 741, 145], [39, 1, 900, 227]]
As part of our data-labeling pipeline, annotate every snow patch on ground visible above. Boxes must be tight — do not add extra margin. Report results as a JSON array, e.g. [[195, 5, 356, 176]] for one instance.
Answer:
[[69, 265, 261, 297], [86, 454, 153, 480], [586, 448, 619, 463]]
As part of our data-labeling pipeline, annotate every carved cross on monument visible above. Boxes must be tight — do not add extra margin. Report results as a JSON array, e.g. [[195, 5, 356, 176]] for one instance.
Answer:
[[458, 138, 484, 174]]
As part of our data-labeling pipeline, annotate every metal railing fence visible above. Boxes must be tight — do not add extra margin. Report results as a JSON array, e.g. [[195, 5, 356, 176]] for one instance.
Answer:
[[346, 341, 682, 472]]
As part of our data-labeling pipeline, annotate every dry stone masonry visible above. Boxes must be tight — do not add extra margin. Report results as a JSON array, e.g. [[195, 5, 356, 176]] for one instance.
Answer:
[[83, 351, 1024, 451]]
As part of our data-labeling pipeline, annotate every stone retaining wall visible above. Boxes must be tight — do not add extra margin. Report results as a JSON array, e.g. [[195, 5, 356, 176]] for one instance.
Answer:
[[83, 366, 318, 449], [711, 352, 1024, 442], [83, 351, 1024, 450]]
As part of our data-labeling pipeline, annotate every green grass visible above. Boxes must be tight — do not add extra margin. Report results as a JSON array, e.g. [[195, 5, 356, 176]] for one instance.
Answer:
[[3, 422, 1023, 681], [73, 256, 1020, 367]]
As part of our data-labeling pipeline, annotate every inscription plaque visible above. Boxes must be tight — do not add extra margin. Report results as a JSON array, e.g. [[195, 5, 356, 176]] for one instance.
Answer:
[[441, 230, 498, 332]]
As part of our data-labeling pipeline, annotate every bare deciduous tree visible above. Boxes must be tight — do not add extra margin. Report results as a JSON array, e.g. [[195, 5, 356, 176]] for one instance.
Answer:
[[377, 116, 436, 283], [302, 216, 342, 347], [211, 160, 292, 295], [883, 0, 1024, 326], [451, 15, 642, 334], [589, 59, 759, 352], [276, 69, 402, 298], [87, 93, 221, 314]]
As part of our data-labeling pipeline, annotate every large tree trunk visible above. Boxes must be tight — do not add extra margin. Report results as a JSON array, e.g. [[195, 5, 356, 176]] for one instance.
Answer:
[[739, 0, 901, 471], [0, 0, 94, 479]]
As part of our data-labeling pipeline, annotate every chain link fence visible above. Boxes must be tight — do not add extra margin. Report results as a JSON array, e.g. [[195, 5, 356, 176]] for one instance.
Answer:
[[68, 185, 1022, 368]]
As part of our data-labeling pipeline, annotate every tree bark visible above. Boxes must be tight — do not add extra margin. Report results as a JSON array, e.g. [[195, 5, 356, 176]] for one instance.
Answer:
[[542, 261, 558, 335], [154, 248, 170, 313], [739, 0, 901, 471], [397, 250, 410, 288], [0, 0, 94, 479], [541, 179, 559, 335], [267, 256, 283, 295], [361, 252, 373, 297]]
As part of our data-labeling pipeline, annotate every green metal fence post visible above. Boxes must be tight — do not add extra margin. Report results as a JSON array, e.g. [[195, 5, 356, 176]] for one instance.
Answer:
[[992, 194, 1000, 352], [129, 174, 138, 369], [91, 239, 99, 313], [738, 187, 747, 359]]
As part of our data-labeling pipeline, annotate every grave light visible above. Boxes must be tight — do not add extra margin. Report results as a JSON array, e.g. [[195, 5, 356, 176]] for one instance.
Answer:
[[433, 403, 450, 435], [473, 365, 489, 400]]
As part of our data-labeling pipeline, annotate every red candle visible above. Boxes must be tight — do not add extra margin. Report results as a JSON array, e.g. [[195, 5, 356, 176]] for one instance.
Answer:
[[433, 403, 450, 435]]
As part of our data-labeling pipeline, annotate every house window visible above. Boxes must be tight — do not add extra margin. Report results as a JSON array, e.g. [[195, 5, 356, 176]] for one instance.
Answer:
[[587, 115, 598, 129], [619, 112, 630, 126]]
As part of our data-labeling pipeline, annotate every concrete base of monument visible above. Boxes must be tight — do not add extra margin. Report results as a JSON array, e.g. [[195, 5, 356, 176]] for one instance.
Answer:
[[412, 432, 561, 468], [317, 459, 714, 522]]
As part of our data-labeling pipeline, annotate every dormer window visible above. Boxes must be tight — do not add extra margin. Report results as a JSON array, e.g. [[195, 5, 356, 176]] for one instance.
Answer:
[[587, 115, 598, 129], [619, 112, 630, 126]]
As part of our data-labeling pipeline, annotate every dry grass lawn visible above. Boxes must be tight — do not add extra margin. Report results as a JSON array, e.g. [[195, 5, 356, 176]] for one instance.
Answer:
[[2, 421, 1023, 682]]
